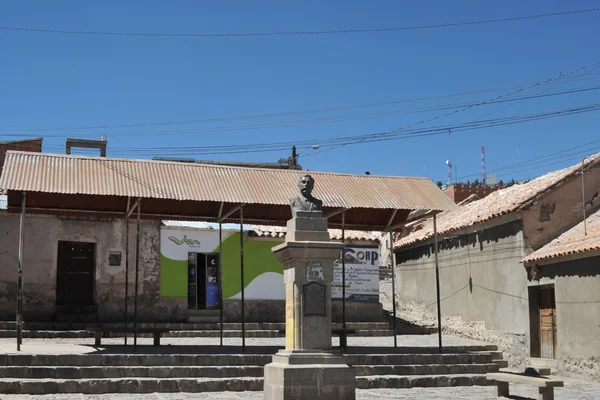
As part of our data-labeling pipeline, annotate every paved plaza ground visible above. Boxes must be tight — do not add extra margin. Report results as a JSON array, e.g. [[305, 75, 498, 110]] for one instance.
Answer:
[[1, 335, 599, 399], [2, 383, 600, 400]]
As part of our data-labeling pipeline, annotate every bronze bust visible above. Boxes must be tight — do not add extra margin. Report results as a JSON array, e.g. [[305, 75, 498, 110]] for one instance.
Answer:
[[290, 174, 323, 216]]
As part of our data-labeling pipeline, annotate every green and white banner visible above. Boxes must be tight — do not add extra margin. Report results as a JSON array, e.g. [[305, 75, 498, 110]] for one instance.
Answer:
[[160, 227, 285, 300]]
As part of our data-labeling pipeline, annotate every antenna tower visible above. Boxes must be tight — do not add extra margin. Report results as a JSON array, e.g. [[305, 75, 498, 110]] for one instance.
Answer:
[[446, 160, 453, 185], [481, 146, 487, 185]]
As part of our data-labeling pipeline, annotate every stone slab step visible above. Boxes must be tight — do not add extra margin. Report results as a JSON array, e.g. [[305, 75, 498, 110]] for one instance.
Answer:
[[0, 365, 265, 379], [356, 373, 488, 389], [347, 353, 494, 366], [493, 359, 509, 368], [0, 353, 494, 367], [0, 377, 263, 394], [0, 363, 498, 379], [0, 373, 489, 394], [0, 328, 399, 339], [354, 363, 498, 376], [0, 321, 393, 331]]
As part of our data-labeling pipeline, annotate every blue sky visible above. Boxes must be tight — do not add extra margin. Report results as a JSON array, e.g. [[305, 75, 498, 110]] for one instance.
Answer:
[[1, 1, 599, 184]]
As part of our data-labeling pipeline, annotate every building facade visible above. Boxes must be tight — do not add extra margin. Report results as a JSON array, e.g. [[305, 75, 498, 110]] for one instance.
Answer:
[[0, 209, 382, 323], [393, 153, 600, 372]]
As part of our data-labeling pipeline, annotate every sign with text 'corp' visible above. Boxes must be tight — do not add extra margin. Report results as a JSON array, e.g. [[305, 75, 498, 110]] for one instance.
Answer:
[[332, 246, 380, 303]]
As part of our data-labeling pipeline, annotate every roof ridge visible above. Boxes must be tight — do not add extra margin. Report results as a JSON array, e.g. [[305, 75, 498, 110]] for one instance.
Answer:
[[396, 151, 600, 248]]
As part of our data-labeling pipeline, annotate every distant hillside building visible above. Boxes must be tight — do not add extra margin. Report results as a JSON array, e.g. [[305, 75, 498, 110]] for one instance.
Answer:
[[443, 183, 500, 204]]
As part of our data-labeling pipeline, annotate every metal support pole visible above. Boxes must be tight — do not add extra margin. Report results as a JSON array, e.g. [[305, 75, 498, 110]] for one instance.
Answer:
[[16, 192, 26, 351], [240, 207, 245, 352], [124, 198, 130, 345], [433, 214, 443, 352], [389, 230, 397, 348], [582, 157, 588, 236], [133, 202, 141, 351], [341, 211, 347, 351], [219, 220, 224, 347]]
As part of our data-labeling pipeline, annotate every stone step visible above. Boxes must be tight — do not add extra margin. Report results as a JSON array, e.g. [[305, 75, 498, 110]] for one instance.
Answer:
[[354, 363, 498, 376], [356, 373, 488, 389], [0, 376, 263, 394], [0, 363, 497, 379], [0, 353, 494, 367], [0, 321, 393, 331], [0, 365, 265, 379], [0, 373, 489, 394], [493, 359, 509, 369], [0, 328, 399, 339]]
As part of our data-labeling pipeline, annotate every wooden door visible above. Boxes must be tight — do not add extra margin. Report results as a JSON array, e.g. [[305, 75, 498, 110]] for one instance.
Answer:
[[56, 241, 95, 305], [539, 285, 557, 359]]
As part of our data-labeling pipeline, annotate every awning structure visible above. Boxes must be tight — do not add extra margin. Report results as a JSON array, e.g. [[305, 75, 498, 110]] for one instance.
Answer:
[[0, 151, 457, 230]]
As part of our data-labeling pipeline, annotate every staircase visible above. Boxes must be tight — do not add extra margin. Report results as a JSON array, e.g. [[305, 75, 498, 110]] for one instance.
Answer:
[[0, 349, 502, 394], [0, 321, 421, 339]]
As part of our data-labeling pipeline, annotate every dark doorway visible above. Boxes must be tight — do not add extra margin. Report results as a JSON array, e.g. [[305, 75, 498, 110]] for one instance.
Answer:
[[529, 284, 557, 359], [56, 241, 95, 306]]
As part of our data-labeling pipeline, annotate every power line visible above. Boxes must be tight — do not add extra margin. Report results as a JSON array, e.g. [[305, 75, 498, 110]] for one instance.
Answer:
[[37, 103, 600, 156], [5, 83, 599, 141], [4, 74, 600, 134], [1, 9, 598, 38], [454, 138, 600, 181], [306, 61, 600, 157]]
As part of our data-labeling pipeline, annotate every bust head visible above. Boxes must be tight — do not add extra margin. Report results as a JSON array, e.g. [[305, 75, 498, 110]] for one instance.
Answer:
[[298, 174, 315, 198]]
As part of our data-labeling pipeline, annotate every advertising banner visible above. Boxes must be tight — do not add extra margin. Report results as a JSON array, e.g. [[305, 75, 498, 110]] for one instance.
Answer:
[[332, 246, 380, 303]]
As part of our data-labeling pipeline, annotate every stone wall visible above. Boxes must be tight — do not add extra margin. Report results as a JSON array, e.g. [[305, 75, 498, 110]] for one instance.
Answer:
[[394, 219, 529, 335], [0, 213, 185, 322]]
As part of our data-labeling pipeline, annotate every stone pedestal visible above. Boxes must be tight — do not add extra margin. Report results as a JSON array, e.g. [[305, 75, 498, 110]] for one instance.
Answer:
[[264, 211, 356, 400]]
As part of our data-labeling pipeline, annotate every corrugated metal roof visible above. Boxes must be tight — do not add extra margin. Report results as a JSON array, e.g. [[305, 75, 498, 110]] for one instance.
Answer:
[[161, 220, 381, 242], [0, 151, 457, 212], [396, 152, 600, 248], [0, 194, 6, 211], [521, 208, 600, 264]]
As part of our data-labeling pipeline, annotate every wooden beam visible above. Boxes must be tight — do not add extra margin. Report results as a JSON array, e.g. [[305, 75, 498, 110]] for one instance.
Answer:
[[325, 208, 346, 218], [386, 209, 398, 229], [219, 203, 244, 222], [126, 198, 141, 219]]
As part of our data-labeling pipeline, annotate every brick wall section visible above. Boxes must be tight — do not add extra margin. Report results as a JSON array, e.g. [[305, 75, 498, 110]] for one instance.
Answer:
[[0, 139, 43, 185], [443, 183, 499, 203]]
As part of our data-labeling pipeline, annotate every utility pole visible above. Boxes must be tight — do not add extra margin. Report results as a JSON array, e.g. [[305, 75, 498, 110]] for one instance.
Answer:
[[291, 146, 298, 169]]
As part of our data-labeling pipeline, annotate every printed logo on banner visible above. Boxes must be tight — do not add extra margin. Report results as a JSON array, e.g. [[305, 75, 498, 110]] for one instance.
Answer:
[[168, 235, 202, 247], [343, 248, 379, 265]]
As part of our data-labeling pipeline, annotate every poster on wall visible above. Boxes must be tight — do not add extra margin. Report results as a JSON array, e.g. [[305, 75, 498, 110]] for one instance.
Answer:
[[332, 246, 380, 303], [205, 253, 220, 308], [160, 227, 285, 301]]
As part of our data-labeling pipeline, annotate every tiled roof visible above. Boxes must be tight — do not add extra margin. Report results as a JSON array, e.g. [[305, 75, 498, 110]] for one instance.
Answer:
[[162, 220, 381, 242], [521, 208, 600, 264], [396, 152, 600, 248]]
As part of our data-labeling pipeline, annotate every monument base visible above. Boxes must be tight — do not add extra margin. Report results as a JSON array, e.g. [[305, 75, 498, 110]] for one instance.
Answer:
[[263, 350, 356, 400]]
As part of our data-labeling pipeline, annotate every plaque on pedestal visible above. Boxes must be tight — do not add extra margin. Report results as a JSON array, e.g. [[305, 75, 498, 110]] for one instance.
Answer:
[[303, 282, 326, 317]]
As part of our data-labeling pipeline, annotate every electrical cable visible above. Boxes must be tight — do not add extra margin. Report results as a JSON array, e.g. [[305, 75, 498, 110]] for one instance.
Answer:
[[1, 9, 597, 38]]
